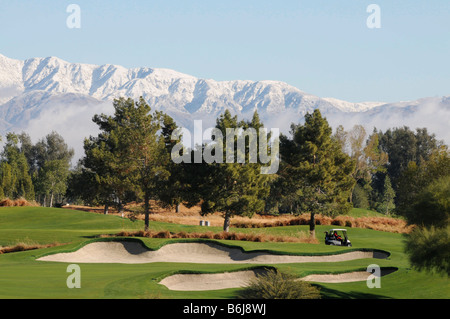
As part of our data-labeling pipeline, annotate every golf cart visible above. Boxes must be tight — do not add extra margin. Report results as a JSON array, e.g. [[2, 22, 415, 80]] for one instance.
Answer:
[[324, 228, 352, 247]]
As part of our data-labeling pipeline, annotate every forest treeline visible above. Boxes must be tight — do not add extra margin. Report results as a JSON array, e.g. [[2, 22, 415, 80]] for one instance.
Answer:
[[0, 98, 449, 226], [0, 98, 447, 225], [1, 97, 448, 274]]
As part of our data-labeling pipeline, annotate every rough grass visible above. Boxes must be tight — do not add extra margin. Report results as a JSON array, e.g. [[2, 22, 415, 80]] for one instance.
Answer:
[[65, 203, 412, 234], [105, 229, 319, 244], [0, 198, 40, 207], [0, 241, 63, 254]]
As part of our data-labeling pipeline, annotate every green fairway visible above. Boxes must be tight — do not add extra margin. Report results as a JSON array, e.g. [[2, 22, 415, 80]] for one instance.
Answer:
[[0, 206, 448, 299]]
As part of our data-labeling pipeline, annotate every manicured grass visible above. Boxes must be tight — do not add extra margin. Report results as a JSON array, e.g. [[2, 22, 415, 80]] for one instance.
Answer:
[[0, 206, 448, 299]]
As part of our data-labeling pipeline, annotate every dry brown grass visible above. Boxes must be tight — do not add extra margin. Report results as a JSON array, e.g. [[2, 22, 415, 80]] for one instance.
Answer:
[[65, 201, 412, 234], [0, 198, 40, 207], [104, 229, 319, 244], [0, 241, 63, 254]]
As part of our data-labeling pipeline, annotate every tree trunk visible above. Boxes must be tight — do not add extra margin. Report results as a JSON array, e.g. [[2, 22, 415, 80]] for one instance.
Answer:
[[50, 192, 54, 208], [118, 201, 124, 218], [104, 203, 109, 215], [309, 212, 316, 238], [223, 212, 231, 232], [175, 203, 180, 213], [144, 191, 150, 231]]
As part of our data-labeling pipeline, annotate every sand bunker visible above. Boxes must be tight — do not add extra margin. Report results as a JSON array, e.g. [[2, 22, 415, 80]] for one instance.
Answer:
[[160, 269, 267, 291], [160, 268, 398, 291], [37, 240, 389, 264]]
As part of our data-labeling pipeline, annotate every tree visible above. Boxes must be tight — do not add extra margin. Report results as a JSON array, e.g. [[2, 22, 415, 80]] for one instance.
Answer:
[[66, 161, 104, 208], [0, 162, 15, 199], [188, 110, 270, 232], [37, 160, 70, 207], [377, 126, 441, 192], [86, 97, 170, 229], [32, 131, 74, 206], [0, 133, 35, 200], [333, 125, 348, 153], [399, 148, 450, 276], [396, 146, 450, 219], [121, 99, 170, 230], [278, 110, 355, 237], [403, 175, 449, 228], [334, 126, 388, 208], [157, 114, 190, 213], [377, 175, 396, 215], [405, 225, 450, 276]]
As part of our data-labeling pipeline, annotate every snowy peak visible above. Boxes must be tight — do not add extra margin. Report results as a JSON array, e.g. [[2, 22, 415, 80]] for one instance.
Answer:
[[0, 53, 449, 161], [0, 53, 380, 116]]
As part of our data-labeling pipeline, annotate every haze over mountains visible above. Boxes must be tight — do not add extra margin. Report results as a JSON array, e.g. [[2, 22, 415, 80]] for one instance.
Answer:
[[0, 53, 449, 161]]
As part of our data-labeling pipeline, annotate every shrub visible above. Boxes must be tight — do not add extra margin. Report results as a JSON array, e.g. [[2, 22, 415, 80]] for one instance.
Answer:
[[404, 225, 450, 276], [109, 229, 317, 243], [155, 231, 171, 238], [237, 270, 321, 299], [0, 242, 62, 254], [0, 198, 14, 207], [0, 198, 39, 207]]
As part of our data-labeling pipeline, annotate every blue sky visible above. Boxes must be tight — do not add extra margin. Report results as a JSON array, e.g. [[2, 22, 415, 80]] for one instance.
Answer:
[[0, 0, 449, 102]]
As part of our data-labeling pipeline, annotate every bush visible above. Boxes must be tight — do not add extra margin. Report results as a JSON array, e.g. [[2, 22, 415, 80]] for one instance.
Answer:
[[109, 229, 317, 243], [237, 269, 321, 299], [405, 225, 450, 276], [0, 198, 39, 207]]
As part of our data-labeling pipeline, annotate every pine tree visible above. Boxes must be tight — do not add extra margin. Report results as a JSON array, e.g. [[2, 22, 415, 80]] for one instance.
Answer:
[[86, 97, 170, 229], [190, 110, 270, 232], [278, 109, 355, 238], [157, 114, 189, 213]]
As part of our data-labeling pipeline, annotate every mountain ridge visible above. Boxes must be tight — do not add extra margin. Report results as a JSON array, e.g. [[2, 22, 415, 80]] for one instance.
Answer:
[[0, 53, 448, 161]]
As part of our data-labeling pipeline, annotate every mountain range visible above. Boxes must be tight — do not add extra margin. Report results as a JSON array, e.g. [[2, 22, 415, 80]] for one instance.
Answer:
[[0, 53, 448, 161]]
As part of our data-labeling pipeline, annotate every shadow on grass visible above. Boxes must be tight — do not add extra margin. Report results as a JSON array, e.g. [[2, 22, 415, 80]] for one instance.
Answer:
[[316, 285, 394, 299]]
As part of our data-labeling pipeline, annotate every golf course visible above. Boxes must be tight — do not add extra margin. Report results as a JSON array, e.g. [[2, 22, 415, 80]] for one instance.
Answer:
[[0, 206, 448, 299]]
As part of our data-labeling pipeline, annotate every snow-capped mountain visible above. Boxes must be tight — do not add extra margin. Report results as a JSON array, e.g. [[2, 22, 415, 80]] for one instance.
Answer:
[[0, 53, 449, 161]]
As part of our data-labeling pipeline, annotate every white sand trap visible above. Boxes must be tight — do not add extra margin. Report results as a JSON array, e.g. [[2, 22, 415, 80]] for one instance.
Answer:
[[37, 240, 389, 264], [160, 269, 267, 291], [302, 268, 398, 283], [300, 271, 372, 283], [160, 268, 398, 291]]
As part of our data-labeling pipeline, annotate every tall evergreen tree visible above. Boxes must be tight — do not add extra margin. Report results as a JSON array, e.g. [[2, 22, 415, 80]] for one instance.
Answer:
[[157, 114, 189, 213], [188, 110, 270, 232], [86, 97, 170, 229], [278, 110, 355, 237]]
